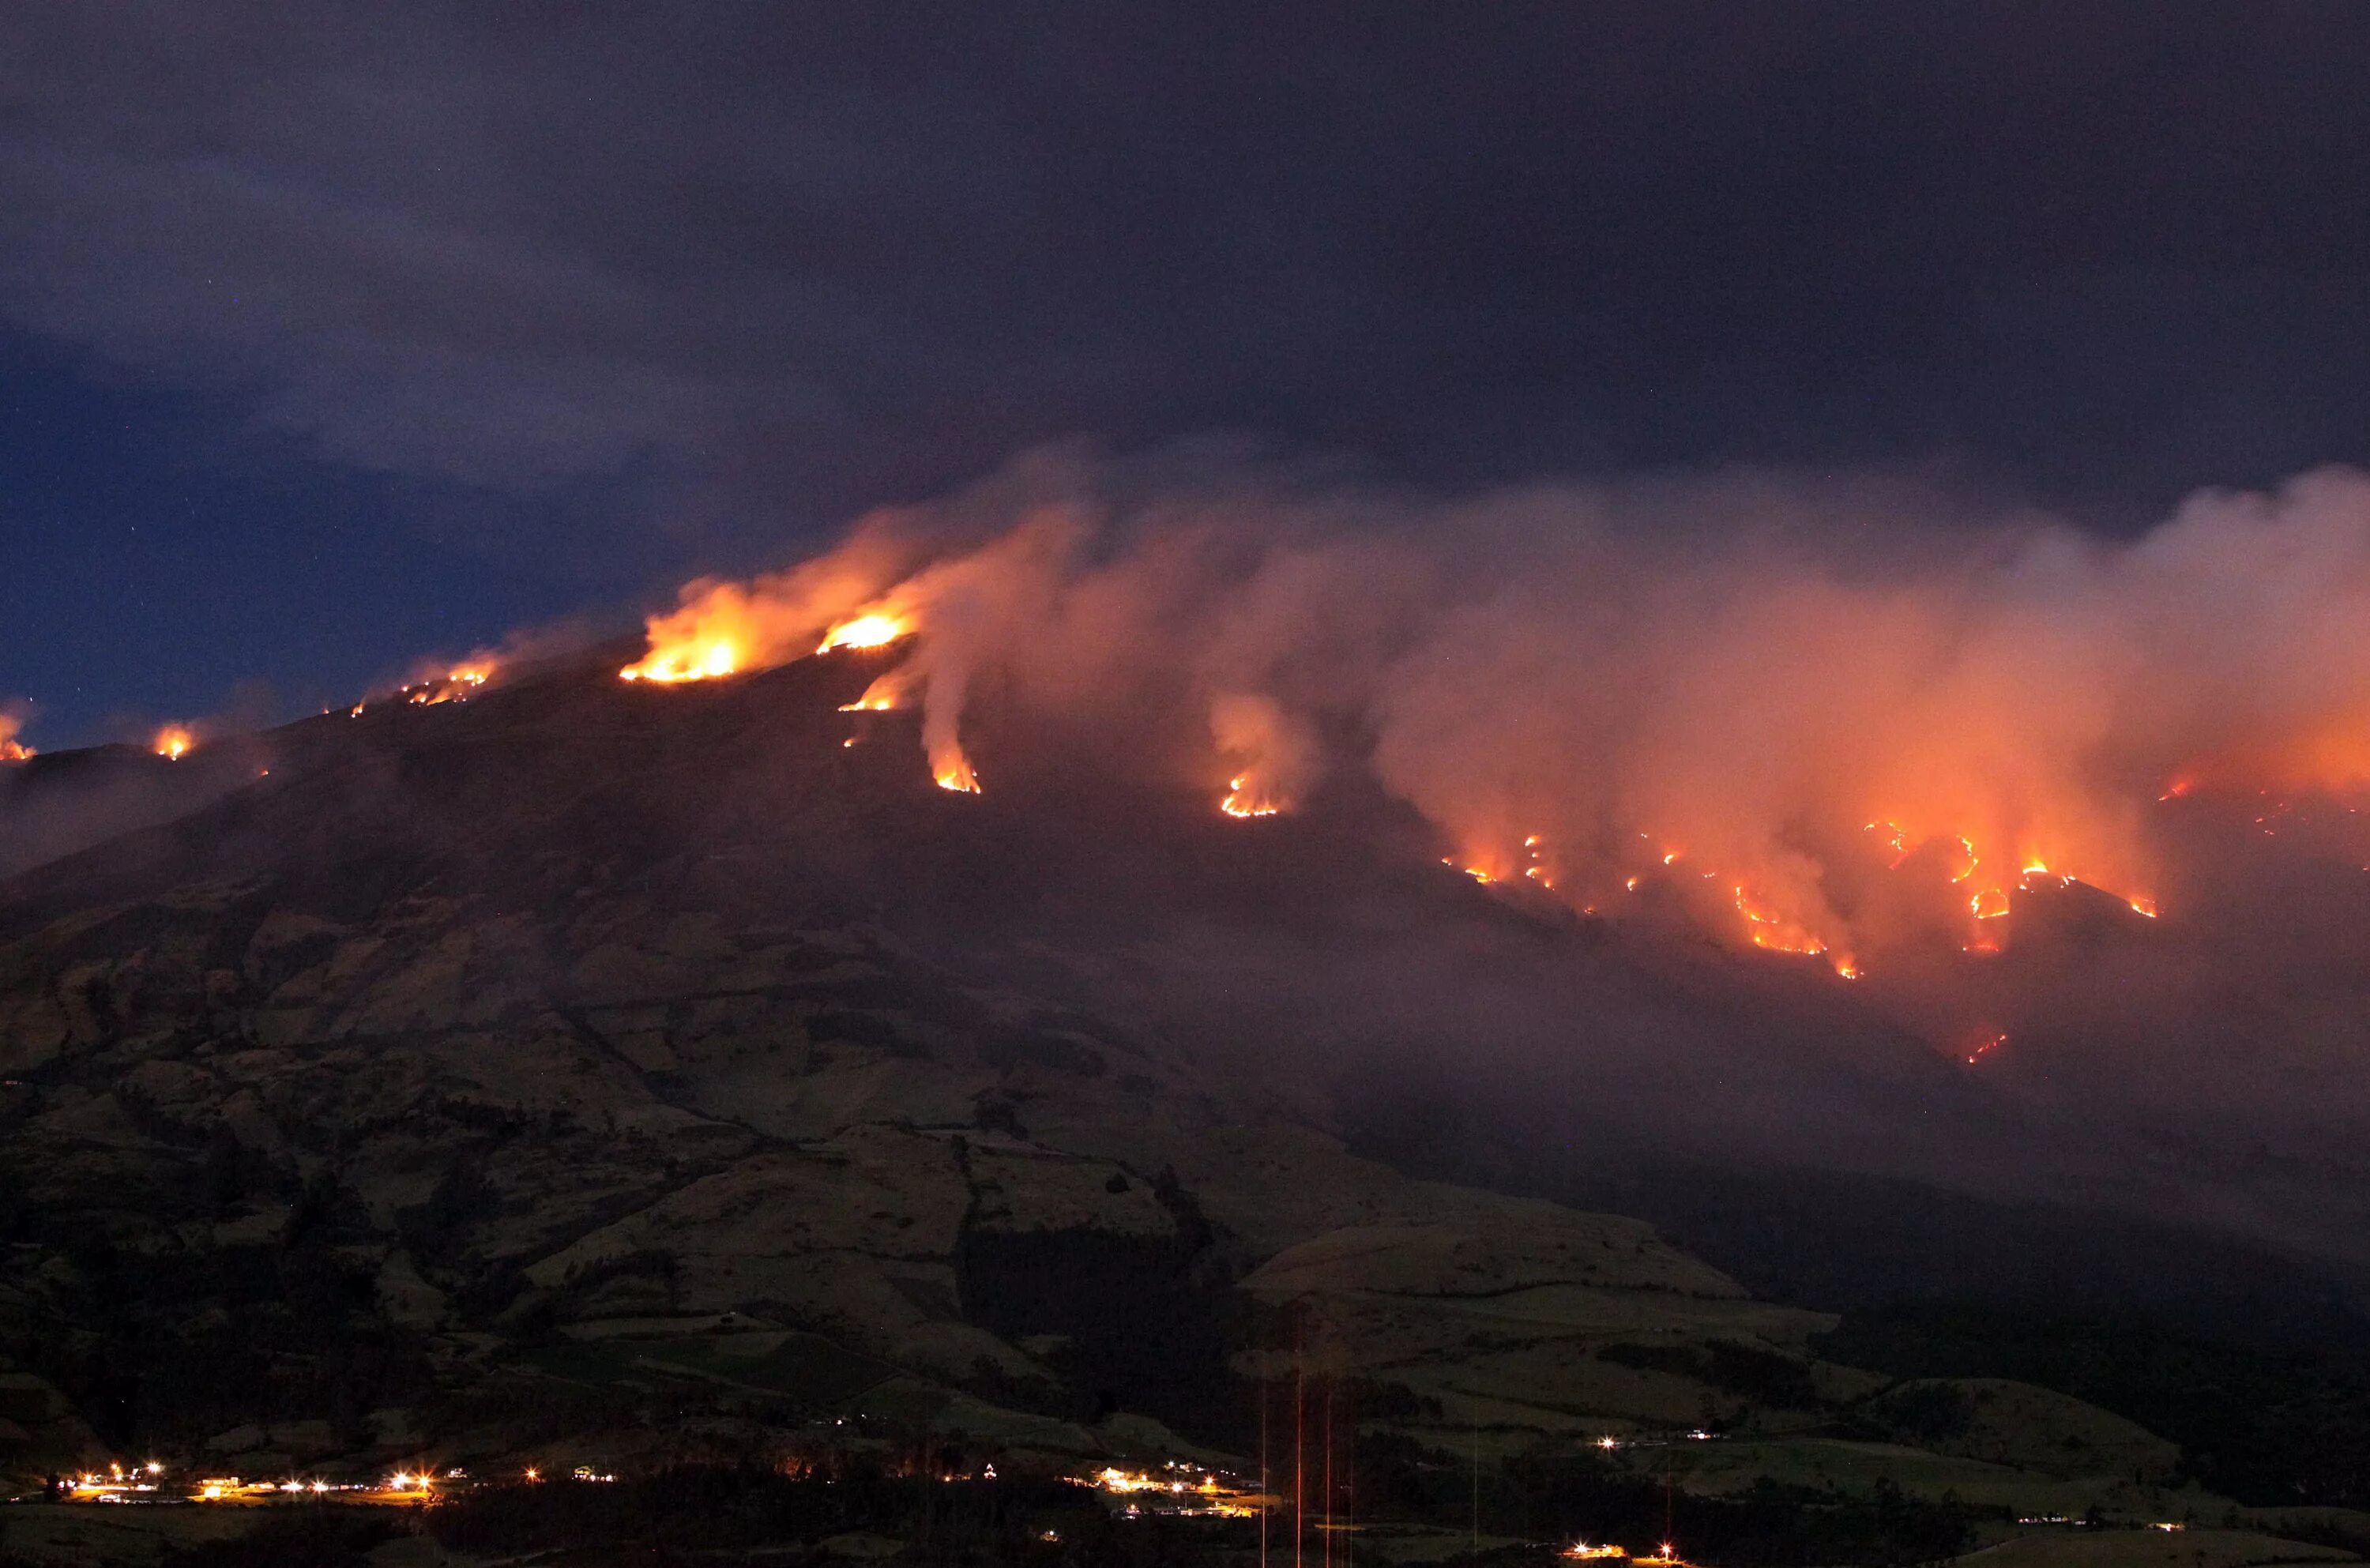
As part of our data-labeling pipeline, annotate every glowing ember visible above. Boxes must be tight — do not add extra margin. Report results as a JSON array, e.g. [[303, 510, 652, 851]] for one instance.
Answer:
[[1965, 1031, 2006, 1065], [401, 664, 495, 706], [818, 612, 909, 652], [153, 725, 195, 761], [935, 754, 981, 794]]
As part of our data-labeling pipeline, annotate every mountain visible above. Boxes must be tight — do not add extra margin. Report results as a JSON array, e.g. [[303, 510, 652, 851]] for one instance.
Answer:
[[2, 646, 2367, 1565]]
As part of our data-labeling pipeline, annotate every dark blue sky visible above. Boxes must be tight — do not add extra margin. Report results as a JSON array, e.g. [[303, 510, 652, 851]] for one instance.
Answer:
[[8, 2, 2370, 744]]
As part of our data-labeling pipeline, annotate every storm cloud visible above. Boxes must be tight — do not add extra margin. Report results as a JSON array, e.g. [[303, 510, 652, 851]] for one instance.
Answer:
[[10, 2, 2370, 536]]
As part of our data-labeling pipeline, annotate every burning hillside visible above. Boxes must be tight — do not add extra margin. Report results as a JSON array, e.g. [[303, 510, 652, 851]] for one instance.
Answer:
[[602, 461, 2370, 1003], [12, 457, 2370, 1265]]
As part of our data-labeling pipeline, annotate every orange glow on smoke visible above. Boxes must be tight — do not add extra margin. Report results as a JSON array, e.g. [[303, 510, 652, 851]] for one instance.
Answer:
[[934, 751, 981, 794], [0, 716, 31, 763], [153, 725, 195, 761], [1209, 693, 1309, 822]]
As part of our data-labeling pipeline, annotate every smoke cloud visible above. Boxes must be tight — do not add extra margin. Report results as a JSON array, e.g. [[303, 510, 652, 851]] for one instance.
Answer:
[[609, 453, 2370, 1203], [631, 457, 2370, 936]]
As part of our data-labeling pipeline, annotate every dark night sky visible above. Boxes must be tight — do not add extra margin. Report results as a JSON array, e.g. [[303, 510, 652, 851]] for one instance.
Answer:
[[7, 2, 2370, 743]]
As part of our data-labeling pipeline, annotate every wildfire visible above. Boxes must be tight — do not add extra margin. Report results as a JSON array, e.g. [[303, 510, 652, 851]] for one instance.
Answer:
[[401, 664, 495, 706], [621, 640, 740, 683], [1221, 775, 1281, 818], [0, 716, 31, 763], [1210, 692, 1311, 822], [1965, 1031, 2006, 1065], [592, 468, 2370, 982], [818, 612, 909, 653], [934, 751, 981, 794], [153, 725, 195, 761], [1864, 820, 1912, 867], [1732, 884, 1826, 957]]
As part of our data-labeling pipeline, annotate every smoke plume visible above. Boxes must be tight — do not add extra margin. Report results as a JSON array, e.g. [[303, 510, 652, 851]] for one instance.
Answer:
[[626, 457, 2370, 976]]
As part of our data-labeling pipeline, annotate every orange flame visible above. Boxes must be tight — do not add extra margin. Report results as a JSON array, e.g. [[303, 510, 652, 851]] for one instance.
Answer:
[[621, 639, 740, 683], [0, 715, 31, 763], [839, 668, 915, 713], [934, 750, 981, 794], [818, 612, 909, 653], [1733, 883, 1830, 959], [619, 534, 914, 685], [153, 725, 196, 761], [1210, 692, 1312, 822], [1221, 775, 1281, 818], [402, 664, 496, 705]]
